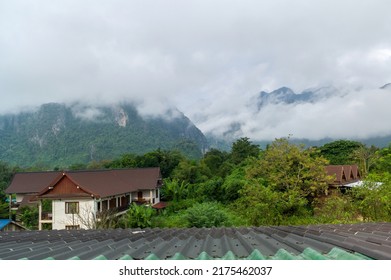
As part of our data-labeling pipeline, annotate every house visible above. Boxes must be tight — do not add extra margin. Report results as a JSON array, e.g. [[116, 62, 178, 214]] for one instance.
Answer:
[[325, 165, 361, 192], [5, 167, 162, 230], [0, 219, 27, 231]]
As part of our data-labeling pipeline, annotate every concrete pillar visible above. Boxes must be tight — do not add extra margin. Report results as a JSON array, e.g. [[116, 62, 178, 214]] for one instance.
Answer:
[[38, 201, 42, 231]]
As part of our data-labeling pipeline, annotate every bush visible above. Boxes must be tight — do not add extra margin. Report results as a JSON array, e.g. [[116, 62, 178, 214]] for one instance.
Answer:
[[314, 194, 357, 224], [121, 203, 156, 228], [184, 202, 230, 228]]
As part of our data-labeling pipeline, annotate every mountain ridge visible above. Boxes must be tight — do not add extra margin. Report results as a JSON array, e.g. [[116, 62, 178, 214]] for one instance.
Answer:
[[0, 102, 208, 168]]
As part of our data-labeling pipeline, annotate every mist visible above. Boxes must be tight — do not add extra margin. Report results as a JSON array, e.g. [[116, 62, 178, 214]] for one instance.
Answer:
[[1, 0, 391, 140]]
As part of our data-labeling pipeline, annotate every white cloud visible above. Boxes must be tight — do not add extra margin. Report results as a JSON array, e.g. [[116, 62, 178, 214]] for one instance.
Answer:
[[0, 0, 391, 140]]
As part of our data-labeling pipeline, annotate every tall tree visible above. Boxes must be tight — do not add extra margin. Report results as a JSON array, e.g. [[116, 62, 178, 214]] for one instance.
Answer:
[[319, 140, 362, 165], [230, 137, 261, 165], [248, 138, 332, 199], [352, 145, 379, 177]]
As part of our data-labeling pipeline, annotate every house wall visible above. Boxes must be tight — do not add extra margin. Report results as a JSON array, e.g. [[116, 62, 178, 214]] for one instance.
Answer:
[[15, 194, 24, 203], [130, 190, 160, 204], [52, 199, 95, 230]]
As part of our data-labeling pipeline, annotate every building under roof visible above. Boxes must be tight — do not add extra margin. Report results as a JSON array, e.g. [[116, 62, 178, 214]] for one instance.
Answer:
[[0, 219, 27, 232], [325, 165, 361, 188], [5, 168, 163, 230], [1, 222, 390, 260]]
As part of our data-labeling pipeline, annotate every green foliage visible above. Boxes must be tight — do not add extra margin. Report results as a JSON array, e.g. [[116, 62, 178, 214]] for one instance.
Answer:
[[202, 149, 231, 177], [171, 159, 209, 184], [350, 174, 391, 222], [151, 211, 188, 228], [372, 145, 391, 175], [319, 140, 362, 165], [0, 161, 15, 197], [19, 206, 39, 230], [248, 138, 332, 199], [121, 203, 156, 228], [314, 194, 357, 223], [0, 201, 9, 219], [234, 181, 309, 226], [105, 149, 184, 178], [161, 179, 189, 202], [194, 177, 224, 202], [221, 167, 247, 202], [230, 137, 261, 165], [184, 202, 231, 228], [164, 198, 198, 213], [0, 103, 206, 168]]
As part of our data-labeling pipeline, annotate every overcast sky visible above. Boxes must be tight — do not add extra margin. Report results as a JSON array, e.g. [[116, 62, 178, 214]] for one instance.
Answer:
[[1, 0, 391, 140]]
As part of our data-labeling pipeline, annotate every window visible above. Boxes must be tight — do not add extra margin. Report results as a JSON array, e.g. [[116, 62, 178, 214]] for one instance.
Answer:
[[65, 202, 79, 214], [65, 225, 80, 230]]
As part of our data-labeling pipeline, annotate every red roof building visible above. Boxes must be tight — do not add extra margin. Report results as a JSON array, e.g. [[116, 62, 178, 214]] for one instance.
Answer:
[[325, 165, 361, 188], [6, 168, 162, 230]]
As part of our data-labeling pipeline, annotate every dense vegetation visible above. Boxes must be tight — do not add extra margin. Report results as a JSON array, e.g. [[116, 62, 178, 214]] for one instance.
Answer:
[[0, 103, 207, 168], [2, 137, 391, 229]]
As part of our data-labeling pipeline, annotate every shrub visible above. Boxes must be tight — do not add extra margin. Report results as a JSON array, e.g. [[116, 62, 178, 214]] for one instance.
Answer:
[[121, 203, 156, 228], [184, 202, 230, 228]]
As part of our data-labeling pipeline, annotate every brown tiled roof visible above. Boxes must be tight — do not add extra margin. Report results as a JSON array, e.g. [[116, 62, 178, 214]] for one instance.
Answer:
[[325, 165, 361, 186], [7, 168, 162, 199], [152, 201, 167, 209], [5, 171, 62, 194]]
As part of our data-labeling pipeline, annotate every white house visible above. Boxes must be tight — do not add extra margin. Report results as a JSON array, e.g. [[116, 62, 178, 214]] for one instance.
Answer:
[[6, 168, 162, 230]]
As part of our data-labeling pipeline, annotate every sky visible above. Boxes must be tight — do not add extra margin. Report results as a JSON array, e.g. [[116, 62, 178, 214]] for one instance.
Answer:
[[1, 0, 391, 140]]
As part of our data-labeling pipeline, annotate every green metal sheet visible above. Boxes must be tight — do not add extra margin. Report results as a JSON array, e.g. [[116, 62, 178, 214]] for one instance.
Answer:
[[246, 249, 266, 260]]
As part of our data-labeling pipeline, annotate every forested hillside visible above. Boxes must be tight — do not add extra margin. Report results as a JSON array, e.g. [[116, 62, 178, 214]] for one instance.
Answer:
[[0, 103, 207, 168]]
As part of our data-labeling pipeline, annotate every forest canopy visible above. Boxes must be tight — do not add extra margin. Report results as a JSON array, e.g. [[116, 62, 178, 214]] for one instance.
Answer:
[[2, 137, 391, 229]]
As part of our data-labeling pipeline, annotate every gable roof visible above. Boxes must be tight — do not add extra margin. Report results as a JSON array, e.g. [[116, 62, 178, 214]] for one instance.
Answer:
[[325, 165, 361, 186], [7, 168, 162, 199], [5, 171, 62, 194]]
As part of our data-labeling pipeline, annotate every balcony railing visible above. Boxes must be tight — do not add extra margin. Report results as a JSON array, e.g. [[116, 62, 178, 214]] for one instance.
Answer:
[[41, 212, 52, 221]]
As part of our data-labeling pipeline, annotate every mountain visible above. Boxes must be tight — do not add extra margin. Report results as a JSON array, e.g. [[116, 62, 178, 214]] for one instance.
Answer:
[[206, 84, 391, 151], [0, 102, 208, 168], [257, 85, 341, 109]]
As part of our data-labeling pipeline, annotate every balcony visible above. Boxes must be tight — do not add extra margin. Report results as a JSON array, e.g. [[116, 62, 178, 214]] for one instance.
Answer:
[[41, 212, 52, 221]]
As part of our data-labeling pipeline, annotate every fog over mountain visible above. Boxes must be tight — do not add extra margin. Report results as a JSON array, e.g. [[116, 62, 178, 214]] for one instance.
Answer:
[[1, 1, 391, 143], [191, 84, 391, 141]]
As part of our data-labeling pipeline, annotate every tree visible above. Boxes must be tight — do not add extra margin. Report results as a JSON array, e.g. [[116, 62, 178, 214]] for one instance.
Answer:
[[350, 174, 391, 222], [137, 149, 184, 178], [201, 149, 230, 177], [319, 140, 362, 165], [161, 179, 189, 202], [0, 201, 9, 219], [121, 203, 156, 228], [230, 137, 261, 165], [184, 202, 230, 228], [171, 159, 209, 184], [372, 145, 391, 174], [221, 167, 247, 202], [352, 145, 379, 177], [19, 205, 39, 229], [248, 138, 332, 199]]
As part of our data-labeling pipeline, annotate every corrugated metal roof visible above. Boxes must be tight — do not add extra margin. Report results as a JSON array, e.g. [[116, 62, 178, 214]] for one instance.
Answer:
[[1, 223, 390, 260], [0, 219, 12, 230]]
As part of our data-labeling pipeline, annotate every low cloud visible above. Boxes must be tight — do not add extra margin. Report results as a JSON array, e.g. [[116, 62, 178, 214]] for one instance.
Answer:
[[194, 86, 391, 141], [1, 1, 391, 140]]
